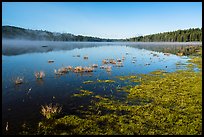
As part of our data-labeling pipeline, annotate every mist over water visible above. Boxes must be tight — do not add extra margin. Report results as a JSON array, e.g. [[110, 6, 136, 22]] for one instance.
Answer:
[[2, 39, 202, 56]]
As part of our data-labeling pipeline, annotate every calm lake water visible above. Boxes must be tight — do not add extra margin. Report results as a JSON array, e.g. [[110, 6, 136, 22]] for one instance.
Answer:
[[2, 41, 199, 134]]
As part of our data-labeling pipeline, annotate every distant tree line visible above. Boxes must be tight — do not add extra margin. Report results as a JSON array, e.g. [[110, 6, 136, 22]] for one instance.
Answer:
[[127, 28, 202, 42], [2, 26, 120, 42], [2, 26, 202, 42]]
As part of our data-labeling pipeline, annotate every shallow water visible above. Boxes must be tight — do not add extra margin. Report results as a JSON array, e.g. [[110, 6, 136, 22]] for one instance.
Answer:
[[2, 41, 196, 134]]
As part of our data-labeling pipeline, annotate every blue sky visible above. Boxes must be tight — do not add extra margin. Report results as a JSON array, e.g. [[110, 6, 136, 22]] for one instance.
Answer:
[[2, 2, 202, 39]]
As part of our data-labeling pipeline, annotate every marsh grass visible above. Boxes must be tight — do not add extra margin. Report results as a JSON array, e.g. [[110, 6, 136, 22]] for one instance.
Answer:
[[40, 103, 62, 119], [13, 77, 24, 85], [35, 71, 45, 79]]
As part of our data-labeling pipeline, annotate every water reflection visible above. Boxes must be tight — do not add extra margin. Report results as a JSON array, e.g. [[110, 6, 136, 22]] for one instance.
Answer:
[[2, 40, 201, 56]]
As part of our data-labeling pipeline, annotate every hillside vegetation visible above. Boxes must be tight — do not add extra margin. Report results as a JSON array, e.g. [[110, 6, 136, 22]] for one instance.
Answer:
[[2, 26, 202, 42], [127, 28, 202, 42]]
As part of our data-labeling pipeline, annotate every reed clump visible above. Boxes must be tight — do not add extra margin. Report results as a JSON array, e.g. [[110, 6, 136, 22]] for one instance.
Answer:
[[40, 103, 62, 119], [13, 77, 24, 85], [35, 71, 45, 79]]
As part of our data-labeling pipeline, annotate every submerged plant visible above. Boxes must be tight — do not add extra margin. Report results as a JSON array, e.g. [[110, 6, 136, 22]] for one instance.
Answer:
[[40, 103, 62, 119]]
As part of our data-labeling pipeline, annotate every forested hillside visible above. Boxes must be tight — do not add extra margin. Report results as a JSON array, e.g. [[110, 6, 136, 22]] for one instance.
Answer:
[[2, 26, 119, 42], [127, 28, 202, 42], [2, 26, 202, 42]]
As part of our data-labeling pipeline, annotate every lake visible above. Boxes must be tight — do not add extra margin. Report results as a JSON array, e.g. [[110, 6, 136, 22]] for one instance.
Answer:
[[2, 40, 200, 134]]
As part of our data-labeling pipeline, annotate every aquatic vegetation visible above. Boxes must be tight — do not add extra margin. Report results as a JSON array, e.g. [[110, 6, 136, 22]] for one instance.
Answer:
[[117, 59, 122, 62], [48, 60, 54, 63], [24, 54, 202, 135], [92, 64, 98, 68], [40, 103, 62, 119], [13, 77, 24, 85], [116, 62, 123, 67], [116, 75, 137, 81], [109, 59, 116, 64], [150, 70, 167, 75], [73, 90, 93, 97], [97, 79, 115, 83], [73, 66, 83, 73], [54, 69, 64, 75], [16, 46, 203, 135], [102, 59, 109, 64], [54, 67, 69, 75], [163, 53, 170, 56], [84, 56, 88, 59], [106, 66, 112, 72], [35, 71, 45, 79], [188, 56, 202, 69], [83, 80, 94, 84], [73, 66, 94, 73], [83, 67, 94, 72]]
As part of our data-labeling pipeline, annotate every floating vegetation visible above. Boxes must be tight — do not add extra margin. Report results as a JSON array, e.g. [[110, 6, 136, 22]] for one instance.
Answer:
[[73, 66, 94, 73], [73, 90, 93, 97], [83, 80, 94, 84], [102, 59, 109, 64], [106, 66, 112, 72], [188, 56, 202, 69], [40, 103, 62, 119], [48, 60, 54, 63], [116, 75, 137, 81], [117, 59, 122, 62], [163, 53, 170, 56], [150, 70, 167, 75], [13, 77, 24, 85], [38, 66, 201, 134], [176, 62, 187, 66], [97, 79, 115, 83], [42, 45, 48, 48], [115, 62, 123, 67], [145, 63, 150, 66], [54, 67, 69, 75], [73, 66, 83, 73], [35, 71, 45, 79], [84, 56, 88, 59], [92, 64, 98, 68], [109, 59, 116, 64]]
